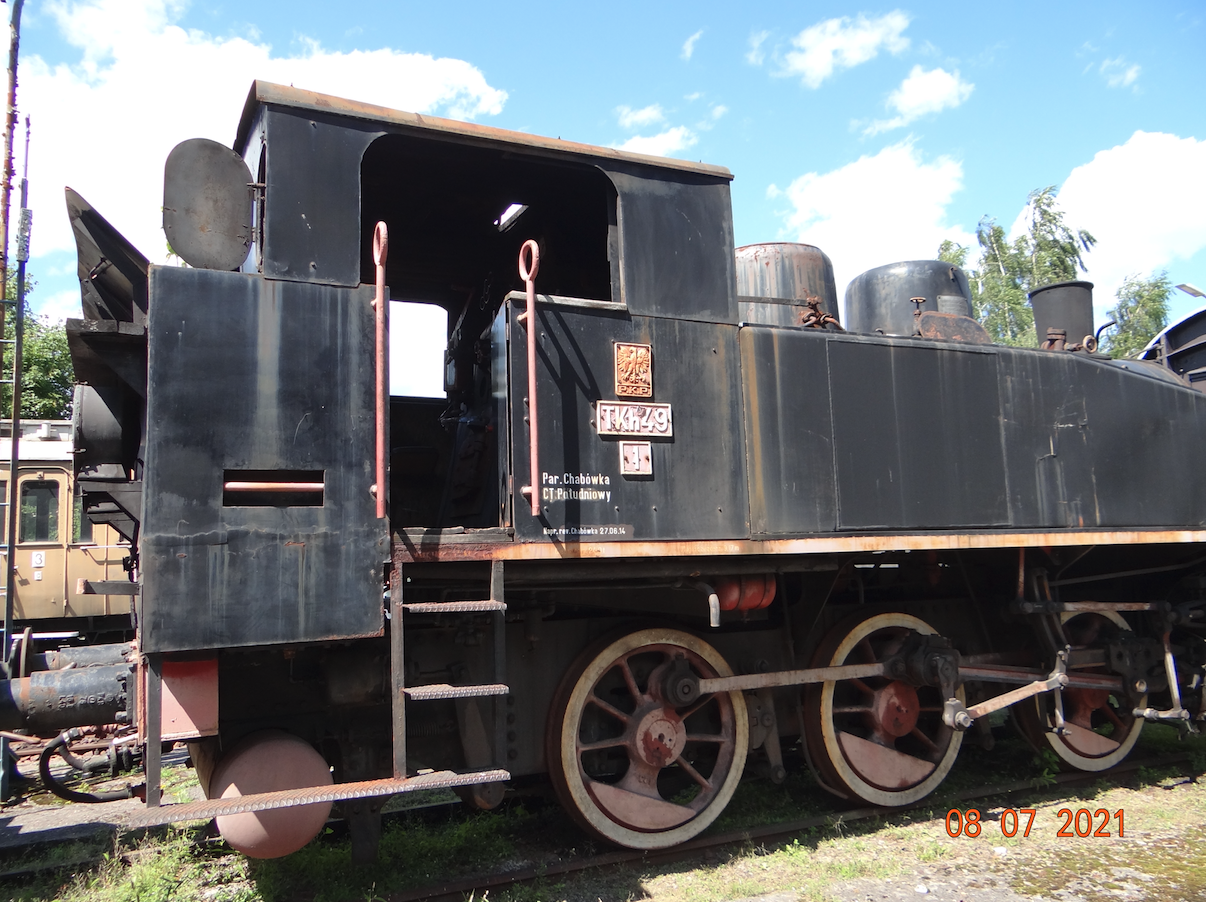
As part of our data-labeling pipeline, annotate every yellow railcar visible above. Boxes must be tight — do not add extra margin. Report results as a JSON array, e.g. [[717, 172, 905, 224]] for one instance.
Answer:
[[1, 420, 131, 638]]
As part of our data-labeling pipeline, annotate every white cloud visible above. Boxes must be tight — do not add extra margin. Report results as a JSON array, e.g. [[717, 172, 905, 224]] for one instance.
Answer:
[[711, 105, 729, 120], [681, 30, 703, 61], [31, 288, 84, 323], [616, 104, 666, 130], [781, 11, 910, 88], [616, 126, 698, 158], [22, 0, 508, 272], [1052, 131, 1206, 315], [864, 65, 974, 135], [746, 30, 770, 66], [1100, 57, 1140, 89], [773, 140, 976, 307]]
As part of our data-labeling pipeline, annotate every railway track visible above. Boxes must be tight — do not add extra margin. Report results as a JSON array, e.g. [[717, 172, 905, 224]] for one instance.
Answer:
[[0, 749, 1196, 893], [387, 752, 1199, 902]]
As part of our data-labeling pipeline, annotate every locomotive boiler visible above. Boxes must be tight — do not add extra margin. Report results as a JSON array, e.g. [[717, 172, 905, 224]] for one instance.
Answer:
[[2, 81, 1204, 860]]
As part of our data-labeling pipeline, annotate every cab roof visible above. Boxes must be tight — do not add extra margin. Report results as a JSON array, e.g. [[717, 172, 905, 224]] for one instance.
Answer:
[[235, 81, 734, 183]]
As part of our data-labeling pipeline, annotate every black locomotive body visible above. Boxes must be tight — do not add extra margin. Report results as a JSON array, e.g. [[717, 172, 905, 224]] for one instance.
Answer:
[[5, 82, 1206, 858]]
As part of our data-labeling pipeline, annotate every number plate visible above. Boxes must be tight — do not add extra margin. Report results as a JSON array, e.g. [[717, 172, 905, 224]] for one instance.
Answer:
[[595, 401, 673, 437]]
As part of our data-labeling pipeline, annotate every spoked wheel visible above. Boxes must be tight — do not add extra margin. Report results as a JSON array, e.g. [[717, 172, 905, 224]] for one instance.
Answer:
[[546, 628, 748, 849], [803, 612, 964, 806], [1014, 612, 1145, 771]]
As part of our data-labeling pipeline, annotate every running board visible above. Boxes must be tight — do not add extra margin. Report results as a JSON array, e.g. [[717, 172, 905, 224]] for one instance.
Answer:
[[402, 601, 506, 613], [404, 683, 509, 700], [124, 768, 511, 828]]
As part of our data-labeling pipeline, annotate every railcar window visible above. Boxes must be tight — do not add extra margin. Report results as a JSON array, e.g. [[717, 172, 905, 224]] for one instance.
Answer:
[[0, 480, 5, 541], [389, 301, 447, 398], [72, 485, 93, 544], [20, 480, 59, 543]]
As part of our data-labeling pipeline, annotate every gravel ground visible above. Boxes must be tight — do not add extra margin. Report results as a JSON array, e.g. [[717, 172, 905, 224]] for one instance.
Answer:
[[820, 775, 1206, 902]]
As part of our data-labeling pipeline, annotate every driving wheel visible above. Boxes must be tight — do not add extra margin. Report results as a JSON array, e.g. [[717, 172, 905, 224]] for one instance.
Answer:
[[803, 611, 964, 806], [546, 628, 748, 849], [1014, 611, 1145, 771]]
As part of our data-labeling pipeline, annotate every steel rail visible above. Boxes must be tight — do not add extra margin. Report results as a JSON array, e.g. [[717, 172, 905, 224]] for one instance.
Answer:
[[0, 752, 1193, 883]]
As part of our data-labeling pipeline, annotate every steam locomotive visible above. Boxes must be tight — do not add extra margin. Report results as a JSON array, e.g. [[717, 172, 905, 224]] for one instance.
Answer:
[[2, 82, 1203, 860]]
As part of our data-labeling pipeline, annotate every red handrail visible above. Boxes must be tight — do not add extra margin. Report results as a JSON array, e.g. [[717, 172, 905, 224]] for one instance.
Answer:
[[518, 240, 540, 516], [372, 221, 388, 519]]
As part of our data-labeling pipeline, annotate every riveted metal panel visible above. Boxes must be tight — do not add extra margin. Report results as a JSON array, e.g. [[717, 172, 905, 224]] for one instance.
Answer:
[[142, 267, 385, 652], [507, 300, 748, 542], [260, 108, 379, 286], [739, 326, 836, 535], [997, 347, 1206, 528], [829, 339, 1009, 530], [603, 166, 737, 324]]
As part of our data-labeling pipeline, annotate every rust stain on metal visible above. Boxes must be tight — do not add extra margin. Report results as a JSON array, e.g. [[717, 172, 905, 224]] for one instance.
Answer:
[[241, 83, 734, 181], [124, 768, 511, 828], [393, 529, 1206, 564]]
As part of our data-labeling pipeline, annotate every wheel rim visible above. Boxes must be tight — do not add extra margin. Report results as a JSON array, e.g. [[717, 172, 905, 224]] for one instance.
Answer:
[[1021, 612, 1144, 771], [804, 612, 963, 806], [548, 628, 748, 849]]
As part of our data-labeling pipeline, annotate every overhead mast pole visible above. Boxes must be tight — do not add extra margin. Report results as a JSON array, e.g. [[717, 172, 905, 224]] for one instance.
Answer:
[[0, 0, 24, 803], [0, 0, 23, 321]]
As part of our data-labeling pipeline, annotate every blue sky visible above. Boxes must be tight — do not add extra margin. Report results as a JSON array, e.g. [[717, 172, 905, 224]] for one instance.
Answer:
[[14, 0, 1206, 332]]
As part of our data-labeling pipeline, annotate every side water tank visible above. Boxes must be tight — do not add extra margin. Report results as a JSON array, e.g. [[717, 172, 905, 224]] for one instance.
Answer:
[[845, 260, 972, 335], [735, 243, 839, 327]]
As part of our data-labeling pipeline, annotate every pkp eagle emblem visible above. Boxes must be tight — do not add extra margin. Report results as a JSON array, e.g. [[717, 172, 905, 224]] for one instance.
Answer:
[[614, 342, 653, 398]]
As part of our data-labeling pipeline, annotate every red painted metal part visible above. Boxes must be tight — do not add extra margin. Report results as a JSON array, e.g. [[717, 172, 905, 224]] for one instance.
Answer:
[[124, 768, 512, 828], [160, 658, 218, 741], [223, 482, 323, 493], [373, 221, 388, 519], [714, 574, 776, 612], [518, 240, 541, 516]]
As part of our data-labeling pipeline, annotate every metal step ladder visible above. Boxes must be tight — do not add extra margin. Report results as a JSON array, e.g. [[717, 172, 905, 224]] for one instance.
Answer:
[[392, 559, 509, 786], [135, 560, 511, 821]]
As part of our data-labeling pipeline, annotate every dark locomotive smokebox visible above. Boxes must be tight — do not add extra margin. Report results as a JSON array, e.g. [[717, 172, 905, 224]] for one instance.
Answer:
[[1029, 280, 1094, 347]]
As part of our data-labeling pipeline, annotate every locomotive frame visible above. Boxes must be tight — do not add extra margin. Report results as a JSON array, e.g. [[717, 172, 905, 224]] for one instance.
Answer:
[[2, 81, 1204, 859]]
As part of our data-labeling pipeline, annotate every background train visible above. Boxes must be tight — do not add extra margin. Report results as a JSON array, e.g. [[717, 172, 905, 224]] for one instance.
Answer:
[[0, 418, 131, 642], [1, 81, 1203, 862]]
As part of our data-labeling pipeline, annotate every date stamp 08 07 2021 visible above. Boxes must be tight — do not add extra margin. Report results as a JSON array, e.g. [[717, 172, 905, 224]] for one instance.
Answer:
[[944, 808, 1125, 838]]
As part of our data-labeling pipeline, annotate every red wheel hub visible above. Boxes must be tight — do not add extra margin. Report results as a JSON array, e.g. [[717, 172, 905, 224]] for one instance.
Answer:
[[633, 705, 687, 767], [868, 680, 920, 741], [1063, 687, 1111, 731]]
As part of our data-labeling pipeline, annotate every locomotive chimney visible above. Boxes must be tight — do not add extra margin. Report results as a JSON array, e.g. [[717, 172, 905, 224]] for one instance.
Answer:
[[1029, 281, 1094, 350]]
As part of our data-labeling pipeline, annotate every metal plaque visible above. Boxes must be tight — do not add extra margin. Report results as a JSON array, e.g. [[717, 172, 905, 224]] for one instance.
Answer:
[[620, 441, 652, 476], [614, 342, 653, 397], [595, 401, 673, 437]]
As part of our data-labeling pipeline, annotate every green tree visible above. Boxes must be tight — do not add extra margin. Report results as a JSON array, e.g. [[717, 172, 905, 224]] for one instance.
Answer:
[[940, 187, 1095, 347], [1100, 272, 1171, 358], [2, 274, 76, 419]]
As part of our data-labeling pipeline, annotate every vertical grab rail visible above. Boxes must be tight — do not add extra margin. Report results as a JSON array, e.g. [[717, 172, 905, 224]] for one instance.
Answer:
[[372, 221, 388, 519], [517, 240, 540, 516]]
